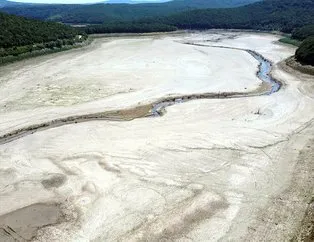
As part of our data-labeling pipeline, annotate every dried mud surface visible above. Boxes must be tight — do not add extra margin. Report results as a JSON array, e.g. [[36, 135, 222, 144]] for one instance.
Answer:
[[0, 31, 313, 241]]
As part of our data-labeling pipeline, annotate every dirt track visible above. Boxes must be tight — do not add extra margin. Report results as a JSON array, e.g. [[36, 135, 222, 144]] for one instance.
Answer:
[[0, 31, 313, 241]]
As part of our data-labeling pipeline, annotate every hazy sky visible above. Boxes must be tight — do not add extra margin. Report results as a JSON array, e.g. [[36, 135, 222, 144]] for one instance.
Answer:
[[10, 0, 161, 3]]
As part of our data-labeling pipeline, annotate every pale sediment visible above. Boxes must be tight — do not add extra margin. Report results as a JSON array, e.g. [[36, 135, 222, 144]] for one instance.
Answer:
[[0, 31, 312, 242], [0, 46, 278, 145]]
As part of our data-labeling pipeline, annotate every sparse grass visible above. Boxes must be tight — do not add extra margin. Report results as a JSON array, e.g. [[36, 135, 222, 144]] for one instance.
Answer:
[[279, 37, 301, 47]]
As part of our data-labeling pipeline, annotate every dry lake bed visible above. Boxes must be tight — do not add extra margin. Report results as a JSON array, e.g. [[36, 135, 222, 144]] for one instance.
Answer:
[[0, 31, 313, 241]]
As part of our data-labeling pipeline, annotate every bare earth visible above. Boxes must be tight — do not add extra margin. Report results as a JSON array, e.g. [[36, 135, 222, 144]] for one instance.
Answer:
[[0, 31, 313, 241]]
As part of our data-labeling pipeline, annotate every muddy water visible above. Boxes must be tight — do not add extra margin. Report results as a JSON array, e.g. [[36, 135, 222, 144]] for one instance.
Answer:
[[247, 50, 280, 94], [0, 203, 62, 241]]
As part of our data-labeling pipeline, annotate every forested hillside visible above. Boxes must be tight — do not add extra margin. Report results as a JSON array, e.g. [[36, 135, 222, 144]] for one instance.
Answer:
[[0, 0, 18, 8], [0, 0, 38, 8], [0, 0, 260, 24], [84, 22, 177, 34], [292, 25, 314, 66], [81, 0, 314, 35], [0, 12, 86, 63], [1, 0, 313, 66], [159, 0, 314, 33], [295, 37, 314, 65], [292, 25, 314, 41]]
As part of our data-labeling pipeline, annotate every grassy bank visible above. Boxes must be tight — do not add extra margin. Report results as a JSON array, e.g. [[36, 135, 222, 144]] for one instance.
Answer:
[[0, 38, 92, 66], [278, 37, 301, 47]]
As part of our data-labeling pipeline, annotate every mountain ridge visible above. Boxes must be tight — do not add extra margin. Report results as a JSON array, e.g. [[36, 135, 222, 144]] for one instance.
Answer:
[[0, 0, 261, 23]]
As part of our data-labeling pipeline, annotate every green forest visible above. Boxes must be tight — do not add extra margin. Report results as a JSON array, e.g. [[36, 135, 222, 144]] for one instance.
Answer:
[[0, 0, 313, 66], [78, 0, 314, 37], [84, 22, 177, 34], [296, 37, 314, 65], [159, 0, 314, 33], [75, 0, 314, 36], [1, 0, 313, 33], [292, 25, 314, 41], [0, 12, 86, 63], [0, 0, 260, 24], [291, 25, 314, 65]]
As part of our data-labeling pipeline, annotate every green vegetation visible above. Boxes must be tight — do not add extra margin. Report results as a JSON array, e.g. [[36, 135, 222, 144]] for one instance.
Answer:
[[0, 41, 89, 65], [1, 0, 313, 35], [0, 12, 87, 64], [1, 0, 314, 66], [1, 0, 260, 24], [278, 37, 301, 47], [292, 25, 314, 41], [295, 37, 314, 66], [79, 0, 314, 35], [284, 25, 314, 66], [159, 0, 314, 33], [276, 25, 314, 66], [84, 22, 177, 34]]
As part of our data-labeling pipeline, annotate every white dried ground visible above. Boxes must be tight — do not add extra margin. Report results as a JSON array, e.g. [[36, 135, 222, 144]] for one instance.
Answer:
[[0, 31, 313, 242]]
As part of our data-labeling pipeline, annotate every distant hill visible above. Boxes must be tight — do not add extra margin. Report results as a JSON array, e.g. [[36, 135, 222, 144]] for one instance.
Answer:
[[103, 0, 170, 3], [0, 0, 261, 24], [0, 0, 21, 7], [103, 0, 259, 7], [159, 0, 314, 32], [0, 0, 44, 8], [0, 0, 6, 7], [82, 0, 314, 36]]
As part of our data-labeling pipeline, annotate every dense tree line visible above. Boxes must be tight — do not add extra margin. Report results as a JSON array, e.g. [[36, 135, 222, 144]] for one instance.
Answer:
[[0, 12, 85, 48], [292, 25, 314, 41], [0, 12, 87, 59], [0, 0, 260, 24], [1, 0, 313, 66], [84, 22, 177, 34], [158, 0, 314, 33], [3, 0, 313, 35], [295, 37, 314, 65], [82, 0, 314, 35], [292, 25, 314, 66]]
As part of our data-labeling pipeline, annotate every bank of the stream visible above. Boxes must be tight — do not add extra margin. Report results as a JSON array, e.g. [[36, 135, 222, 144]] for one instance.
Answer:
[[0, 43, 280, 145]]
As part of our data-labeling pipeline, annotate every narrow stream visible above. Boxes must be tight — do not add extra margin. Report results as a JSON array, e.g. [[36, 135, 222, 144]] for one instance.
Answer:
[[247, 50, 280, 93], [151, 46, 281, 116], [0, 44, 282, 145]]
